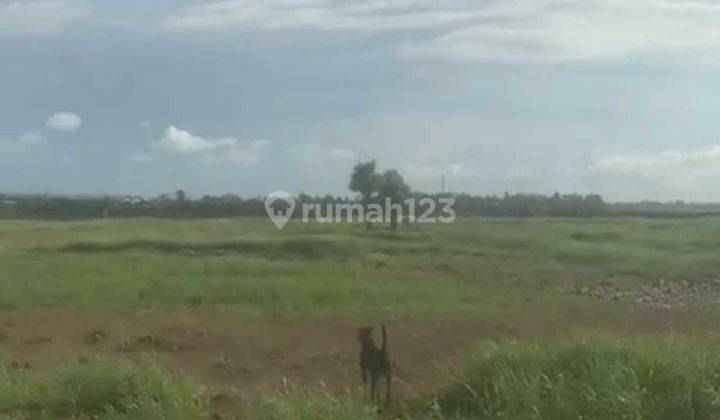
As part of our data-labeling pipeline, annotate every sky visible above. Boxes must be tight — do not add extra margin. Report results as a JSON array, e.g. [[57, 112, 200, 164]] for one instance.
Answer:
[[2, 0, 720, 201]]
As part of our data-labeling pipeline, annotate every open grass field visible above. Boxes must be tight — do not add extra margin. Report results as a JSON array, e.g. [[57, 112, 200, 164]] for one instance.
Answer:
[[2, 216, 720, 418]]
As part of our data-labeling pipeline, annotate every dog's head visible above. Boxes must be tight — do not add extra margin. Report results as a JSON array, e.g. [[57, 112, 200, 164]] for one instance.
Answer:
[[357, 326, 374, 345]]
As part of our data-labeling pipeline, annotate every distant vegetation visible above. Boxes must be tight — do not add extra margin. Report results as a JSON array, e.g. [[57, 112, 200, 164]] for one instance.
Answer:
[[0, 191, 611, 220], [5, 191, 715, 220], [10, 192, 720, 221], [0, 159, 611, 219], [3, 159, 720, 220]]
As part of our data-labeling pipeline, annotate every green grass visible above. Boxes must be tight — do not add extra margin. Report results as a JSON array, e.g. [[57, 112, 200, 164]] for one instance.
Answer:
[[0, 356, 204, 419], [0, 254, 488, 314], [432, 337, 720, 419], [2, 217, 720, 313]]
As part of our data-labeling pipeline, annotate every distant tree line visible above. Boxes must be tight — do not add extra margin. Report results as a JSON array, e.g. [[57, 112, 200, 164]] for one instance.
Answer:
[[446, 192, 606, 217], [0, 190, 608, 220], [0, 159, 654, 220]]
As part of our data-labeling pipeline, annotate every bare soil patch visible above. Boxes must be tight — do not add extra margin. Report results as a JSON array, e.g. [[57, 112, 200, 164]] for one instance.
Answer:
[[0, 305, 718, 417]]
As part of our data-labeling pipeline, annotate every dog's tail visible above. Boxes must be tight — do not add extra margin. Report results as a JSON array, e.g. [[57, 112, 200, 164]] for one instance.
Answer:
[[381, 324, 388, 351]]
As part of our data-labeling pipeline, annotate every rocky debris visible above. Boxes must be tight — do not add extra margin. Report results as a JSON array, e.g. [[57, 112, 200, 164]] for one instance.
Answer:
[[557, 278, 720, 308]]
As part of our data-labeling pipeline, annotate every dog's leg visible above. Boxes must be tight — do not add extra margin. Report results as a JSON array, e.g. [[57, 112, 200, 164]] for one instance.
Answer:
[[385, 372, 391, 407]]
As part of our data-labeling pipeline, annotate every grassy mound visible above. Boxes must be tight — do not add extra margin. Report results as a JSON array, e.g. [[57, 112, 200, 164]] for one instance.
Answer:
[[0, 356, 205, 419], [434, 337, 720, 419]]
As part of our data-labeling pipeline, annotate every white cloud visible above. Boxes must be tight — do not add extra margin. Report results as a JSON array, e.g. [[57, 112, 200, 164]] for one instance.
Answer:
[[0, 132, 45, 155], [46, 112, 82, 132], [403, 0, 720, 61], [167, 0, 490, 33], [167, 0, 720, 62], [0, 1, 89, 36], [156, 126, 237, 153], [587, 144, 720, 200], [589, 144, 720, 177], [18, 132, 45, 147], [157, 126, 270, 164]]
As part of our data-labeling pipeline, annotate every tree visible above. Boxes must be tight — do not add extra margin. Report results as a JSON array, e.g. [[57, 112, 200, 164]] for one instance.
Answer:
[[378, 169, 410, 230], [349, 160, 380, 229]]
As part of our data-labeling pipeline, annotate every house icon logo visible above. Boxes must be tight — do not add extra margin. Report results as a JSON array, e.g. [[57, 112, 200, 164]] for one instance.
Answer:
[[264, 191, 295, 230]]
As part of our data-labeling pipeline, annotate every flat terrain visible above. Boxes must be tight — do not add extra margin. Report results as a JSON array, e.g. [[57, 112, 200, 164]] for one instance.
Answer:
[[2, 217, 720, 417]]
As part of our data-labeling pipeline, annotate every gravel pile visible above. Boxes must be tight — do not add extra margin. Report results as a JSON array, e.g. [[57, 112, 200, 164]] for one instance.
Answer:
[[557, 278, 720, 309]]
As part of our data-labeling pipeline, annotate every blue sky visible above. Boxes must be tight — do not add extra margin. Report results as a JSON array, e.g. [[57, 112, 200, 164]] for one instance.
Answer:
[[1, 0, 720, 201]]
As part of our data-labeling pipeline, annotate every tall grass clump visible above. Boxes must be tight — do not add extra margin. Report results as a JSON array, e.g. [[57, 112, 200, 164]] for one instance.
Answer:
[[433, 337, 720, 420], [0, 356, 205, 419]]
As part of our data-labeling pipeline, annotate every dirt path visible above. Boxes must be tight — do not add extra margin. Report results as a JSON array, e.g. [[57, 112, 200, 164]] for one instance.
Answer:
[[0, 304, 718, 417]]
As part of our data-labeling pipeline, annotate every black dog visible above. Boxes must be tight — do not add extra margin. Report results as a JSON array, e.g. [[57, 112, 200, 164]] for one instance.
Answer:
[[358, 324, 391, 407]]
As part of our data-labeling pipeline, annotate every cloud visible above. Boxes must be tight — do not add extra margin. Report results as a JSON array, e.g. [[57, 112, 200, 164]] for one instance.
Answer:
[[167, 0, 490, 33], [403, 0, 720, 61], [165, 0, 720, 61], [46, 112, 82, 131], [156, 126, 237, 153], [587, 144, 720, 200], [589, 145, 720, 177], [0, 1, 89, 36], [157, 126, 270, 164], [18, 132, 45, 147], [0, 132, 45, 155]]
